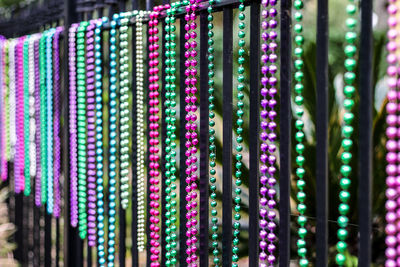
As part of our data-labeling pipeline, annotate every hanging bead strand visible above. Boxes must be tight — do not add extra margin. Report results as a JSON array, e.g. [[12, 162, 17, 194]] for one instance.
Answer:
[[53, 27, 63, 218], [206, 0, 220, 264], [77, 21, 89, 238], [94, 17, 108, 266], [69, 23, 79, 226], [385, 2, 400, 265], [107, 15, 119, 266], [136, 10, 149, 252], [34, 36, 42, 206], [23, 36, 31, 196], [1, 41, 8, 181], [260, 0, 279, 265], [86, 20, 97, 246], [148, 5, 169, 265], [335, 0, 358, 265], [165, 3, 180, 265]]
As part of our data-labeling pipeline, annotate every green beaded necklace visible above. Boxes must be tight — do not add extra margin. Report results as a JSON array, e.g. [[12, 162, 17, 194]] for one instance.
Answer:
[[39, 32, 48, 205], [207, 0, 220, 265], [23, 36, 30, 196], [335, 0, 358, 265], [76, 21, 89, 239], [232, 1, 246, 265], [165, 3, 180, 265], [292, 0, 308, 266]]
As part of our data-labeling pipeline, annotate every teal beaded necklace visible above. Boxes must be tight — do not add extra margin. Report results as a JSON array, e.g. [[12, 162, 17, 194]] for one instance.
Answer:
[[23, 36, 30, 196], [165, 3, 179, 266], [335, 0, 358, 265], [207, 0, 220, 265], [95, 17, 108, 266], [292, 0, 308, 266], [107, 15, 119, 265], [39, 31, 48, 205], [76, 21, 89, 239], [232, 1, 246, 265]]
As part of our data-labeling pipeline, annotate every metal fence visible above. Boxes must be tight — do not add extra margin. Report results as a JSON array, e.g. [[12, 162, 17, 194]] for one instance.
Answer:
[[0, 0, 375, 266]]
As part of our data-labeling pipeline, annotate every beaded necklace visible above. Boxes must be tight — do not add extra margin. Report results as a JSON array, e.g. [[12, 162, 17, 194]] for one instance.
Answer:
[[148, 5, 170, 265], [135, 10, 148, 252], [34, 35, 42, 207], [0, 38, 3, 181], [46, 29, 55, 214], [107, 14, 119, 265], [385, 2, 399, 265], [335, 0, 358, 265], [69, 23, 79, 226], [165, 3, 180, 266], [86, 20, 97, 246], [206, 0, 220, 265], [77, 21, 89, 238], [94, 17, 108, 266], [0, 40, 10, 181], [53, 27, 63, 218], [39, 32, 48, 204], [260, 0, 278, 265], [23, 35, 31, 196], [119, 12, 134, 210], [8, 39, 16, 163], [15, 36, 26, 194], [292, 0, 308, 265]]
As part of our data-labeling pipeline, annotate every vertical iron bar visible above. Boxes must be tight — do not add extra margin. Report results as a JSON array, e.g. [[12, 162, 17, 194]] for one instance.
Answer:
[[87, 242, 92, 267], [279, 0, 292, 265], [131, 22, 139, 267], [248, 2, 260, 265], [179, 18, 188, 267], [14, 194, 23, 263], [199, 10, 209, 267], [358, 0, 373, 265], [56, 218, 60, 267], [315, 0, 328, 265], [44, 213, 52, 267], [146, 0, 154, 11], [222, 7, 233, 267]]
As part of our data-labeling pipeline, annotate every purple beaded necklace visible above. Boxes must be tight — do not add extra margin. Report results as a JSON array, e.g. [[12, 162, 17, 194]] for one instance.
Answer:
[[385, 1, 400, 265], [69, 23, 79, 227], [260, 0, 278, 264], [53, 27, 63, 218], [34, 35, 42, 206], [86, 21, 97, 247]]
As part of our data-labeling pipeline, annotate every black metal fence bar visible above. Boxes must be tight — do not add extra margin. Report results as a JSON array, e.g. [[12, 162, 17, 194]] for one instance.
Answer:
[[358, 0, 373, 265], [315, 0, 328, 265], [222, 7, 233, 267], [279, 0, 291, 265]]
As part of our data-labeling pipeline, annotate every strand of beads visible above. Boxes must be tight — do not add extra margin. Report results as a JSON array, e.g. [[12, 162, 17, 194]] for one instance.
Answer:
[[335, 0, 358, 265], [119, 12, 132, 209], [86, 20, 97, 246], [53, 27, 63, 218], [34, 35, 42, 206], [165, 3, 180, 265], [107, 15, 119, 266], [23, 35, 31, 196], [148, 5, 169, 266], [292, 0, 308, 265], [183, 0, 199, 265], [9, 40, 16, 165], [15, 36, 26, 194], [206, 0, 220, 265], [69, 23, 79, 226], [0, 40, 8, 181], [39, 32, 48, 204], [260, 0, 279, 265], [94, 17, 108, 266], [77, 21, 89, 238], [0, 39, 5, 182], [135, 10, 148, 252], [46, 29, 55, 214], [385, 2, 399, 265]]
